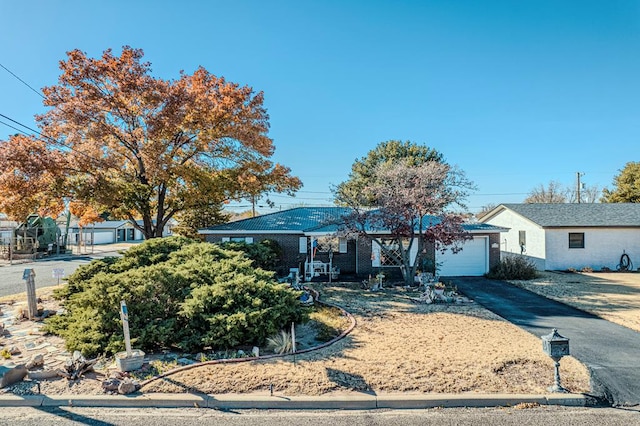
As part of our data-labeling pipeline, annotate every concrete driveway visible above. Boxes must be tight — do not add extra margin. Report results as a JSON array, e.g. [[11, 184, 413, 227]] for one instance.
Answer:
[[451, 277, 640, 407]]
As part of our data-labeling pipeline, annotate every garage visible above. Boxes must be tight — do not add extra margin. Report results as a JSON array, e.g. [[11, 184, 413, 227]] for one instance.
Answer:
[[436, 236, 488, 276], [88, 231, 114, 245]]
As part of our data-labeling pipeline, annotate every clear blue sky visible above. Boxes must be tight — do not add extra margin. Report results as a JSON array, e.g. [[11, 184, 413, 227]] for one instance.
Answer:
[[1, 0, 638, 213]]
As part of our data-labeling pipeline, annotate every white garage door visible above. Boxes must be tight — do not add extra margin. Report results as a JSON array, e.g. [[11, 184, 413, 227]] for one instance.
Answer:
[[91, 231, 114, 245], [436, 237, 488, 276]]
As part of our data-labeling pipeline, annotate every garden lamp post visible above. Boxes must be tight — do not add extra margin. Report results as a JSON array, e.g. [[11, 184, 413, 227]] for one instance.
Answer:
[[541, 328, 570, 393]]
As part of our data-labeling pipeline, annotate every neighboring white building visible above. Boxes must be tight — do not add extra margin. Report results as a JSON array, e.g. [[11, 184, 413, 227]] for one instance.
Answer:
[[69, 219, 176, 245], [479, 203, 640, 271]]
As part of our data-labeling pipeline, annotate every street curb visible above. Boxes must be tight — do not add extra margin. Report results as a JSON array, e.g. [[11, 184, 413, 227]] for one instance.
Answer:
[[0, 395, 44, 406], [209, 393, 377, 410], [0, 392, 588, 409], [38, 394, 209, 408]]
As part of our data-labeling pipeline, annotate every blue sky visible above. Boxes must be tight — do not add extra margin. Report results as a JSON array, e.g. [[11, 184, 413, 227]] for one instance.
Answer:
[[1, 1, 638, 213]]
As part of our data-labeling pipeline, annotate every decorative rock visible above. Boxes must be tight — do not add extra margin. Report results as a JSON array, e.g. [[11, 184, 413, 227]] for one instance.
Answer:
[[237, 350, 245, 356], [8, 346, 21, 355], [25, 353, 45, 370], [0, 364, 28, 388], [28, 369, 59, 380], [252, 346, 259, 357], [117, 379, 138, 395], [102, 378, 120, 392]]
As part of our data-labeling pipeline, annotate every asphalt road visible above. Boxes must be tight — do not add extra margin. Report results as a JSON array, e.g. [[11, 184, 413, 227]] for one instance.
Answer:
[[452, 277, 640, 407], [0, 251, 122, 298], [0, 406, 639, 426]]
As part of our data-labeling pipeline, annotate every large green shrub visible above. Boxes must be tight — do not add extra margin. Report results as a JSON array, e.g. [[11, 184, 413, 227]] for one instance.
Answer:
[[44, 238, 305, 357], [54, 236, 196, 301], [219, 239, 282, 271], [486, 255, 538, 280]]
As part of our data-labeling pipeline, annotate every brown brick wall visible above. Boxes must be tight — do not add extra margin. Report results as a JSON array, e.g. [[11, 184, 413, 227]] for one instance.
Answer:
[[204, 232, 502, 278]]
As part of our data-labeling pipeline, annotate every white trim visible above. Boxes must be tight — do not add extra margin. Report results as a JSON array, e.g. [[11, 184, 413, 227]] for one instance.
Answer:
[[409, 238, 419, 266], [199, 230, 304, 235], [339, 237, 347, 253], [371, 240, 381, 267], [199, 228, 506, 236]]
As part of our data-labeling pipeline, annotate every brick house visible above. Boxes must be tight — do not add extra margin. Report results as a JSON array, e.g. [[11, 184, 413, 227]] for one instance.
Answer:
[[199, 207, 505, 280]]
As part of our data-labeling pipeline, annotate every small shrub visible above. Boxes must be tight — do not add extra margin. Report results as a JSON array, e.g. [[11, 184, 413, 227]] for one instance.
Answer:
[[266, 330, 293, 354], [486, 256, 538, 280]]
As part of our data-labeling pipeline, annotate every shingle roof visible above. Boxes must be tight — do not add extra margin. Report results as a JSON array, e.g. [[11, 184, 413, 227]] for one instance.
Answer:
[[497, 203, 640, 227], [200, 207, 505, 234]]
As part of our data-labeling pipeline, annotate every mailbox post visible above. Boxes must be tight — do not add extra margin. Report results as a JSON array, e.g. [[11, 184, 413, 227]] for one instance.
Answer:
[[541, 328, 570, 393], [22, 268, 38, 320]]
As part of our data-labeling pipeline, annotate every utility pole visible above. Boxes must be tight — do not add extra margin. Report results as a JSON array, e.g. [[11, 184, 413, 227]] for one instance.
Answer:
[[576, 172, 584, 203]]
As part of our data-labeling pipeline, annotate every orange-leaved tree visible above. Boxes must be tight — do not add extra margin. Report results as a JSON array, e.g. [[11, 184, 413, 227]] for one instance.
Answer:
[[0, 46, 301, 238], [0, 134, 68, 221]]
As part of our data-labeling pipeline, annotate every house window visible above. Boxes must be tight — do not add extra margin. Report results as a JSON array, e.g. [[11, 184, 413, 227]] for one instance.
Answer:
[[519, 231, 526, 254], [230, 237, 254, 243], [569, 233, 585, 249], [315, 236, 343, 254], [339, 237, 347, 254]]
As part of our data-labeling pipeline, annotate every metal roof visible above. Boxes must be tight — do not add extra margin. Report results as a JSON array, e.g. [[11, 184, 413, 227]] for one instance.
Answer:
[[200, 207, 351, 233], [490, 203, 640, 227], [199, 207, 506, 235]]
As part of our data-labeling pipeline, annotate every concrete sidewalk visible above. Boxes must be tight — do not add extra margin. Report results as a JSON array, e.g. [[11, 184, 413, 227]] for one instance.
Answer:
[[0, 392, 589, 409]]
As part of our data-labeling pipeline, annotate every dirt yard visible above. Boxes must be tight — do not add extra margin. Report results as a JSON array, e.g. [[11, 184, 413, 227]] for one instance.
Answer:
[[139, 284, 590, 396], [0, 282, 591, 396], [508, 271, 640, 332]]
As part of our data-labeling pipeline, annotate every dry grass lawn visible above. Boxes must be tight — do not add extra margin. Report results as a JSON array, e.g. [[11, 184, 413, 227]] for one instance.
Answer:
[[508, 271, 640, 332], [141, 283, 590, 396]]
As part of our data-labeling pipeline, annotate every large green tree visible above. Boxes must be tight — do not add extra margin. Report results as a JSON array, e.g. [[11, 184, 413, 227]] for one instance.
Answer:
[[0, 47, 301, 237], [334, 140, 444, 207], [335, 142, 474, 286], [602, 162, 640, 203]]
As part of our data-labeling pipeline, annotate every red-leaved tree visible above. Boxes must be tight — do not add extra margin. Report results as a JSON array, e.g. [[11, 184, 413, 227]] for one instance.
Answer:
[[338, 160, 475, 286]]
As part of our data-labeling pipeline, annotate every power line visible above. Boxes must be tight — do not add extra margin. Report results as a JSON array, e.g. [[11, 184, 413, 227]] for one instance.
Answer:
[[0, 119, 29, 136], [0, 112, 99, 162], [0, 113, 42, 137], [0, 62, 44, 99]]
